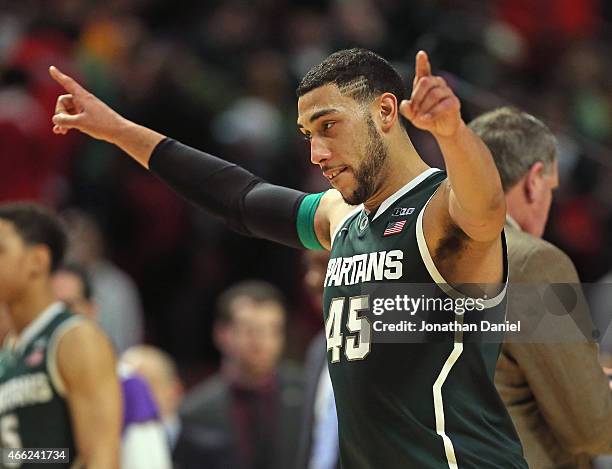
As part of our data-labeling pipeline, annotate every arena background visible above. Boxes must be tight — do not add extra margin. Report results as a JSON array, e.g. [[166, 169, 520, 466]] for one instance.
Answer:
[[1, 0, 611, 385]]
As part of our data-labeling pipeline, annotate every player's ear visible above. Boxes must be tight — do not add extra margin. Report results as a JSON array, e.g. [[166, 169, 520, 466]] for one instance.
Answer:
[[378, 93, 398, 133], [524, 162, 545, 204], [28, 245, 52, 278]]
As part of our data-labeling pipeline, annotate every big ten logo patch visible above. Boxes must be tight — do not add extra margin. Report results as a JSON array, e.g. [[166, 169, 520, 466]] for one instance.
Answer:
[[392, 207, 415, 217]]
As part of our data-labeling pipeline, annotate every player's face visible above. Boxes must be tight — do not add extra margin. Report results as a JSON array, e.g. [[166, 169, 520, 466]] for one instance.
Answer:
[[226, 300, 285, 379], [298, 84, 389, 205], [0, 220, 32, 303]]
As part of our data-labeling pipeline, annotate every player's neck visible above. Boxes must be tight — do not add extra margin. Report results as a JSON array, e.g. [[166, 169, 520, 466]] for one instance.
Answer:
[[7, 282, 56, 334], [364, 137, 430, 212]]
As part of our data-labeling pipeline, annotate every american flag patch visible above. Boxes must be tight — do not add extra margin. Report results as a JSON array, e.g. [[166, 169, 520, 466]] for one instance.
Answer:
[[383, 220, 406, 236]]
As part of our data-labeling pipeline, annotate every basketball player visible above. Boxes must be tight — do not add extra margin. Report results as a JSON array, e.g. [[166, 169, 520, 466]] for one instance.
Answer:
[[49, 49, 526, 467], [0, 203, 121, 468]]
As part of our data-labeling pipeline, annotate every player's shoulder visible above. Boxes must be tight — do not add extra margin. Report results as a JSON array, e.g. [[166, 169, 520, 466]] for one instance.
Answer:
[[51, 318, 117, 394], [56, 317, 107, 346], [505, 224, 578, 282], [319, 189, 356, 221], [315, 189, 361, 250], [55, 319, 115, 370]]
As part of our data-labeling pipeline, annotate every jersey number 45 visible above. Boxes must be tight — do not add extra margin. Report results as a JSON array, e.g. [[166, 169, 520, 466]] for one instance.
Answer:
[[326, 295, 372, 363]]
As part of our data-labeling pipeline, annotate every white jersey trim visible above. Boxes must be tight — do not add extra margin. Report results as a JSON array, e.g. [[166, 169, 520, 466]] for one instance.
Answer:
[[433, 315, 464, 469], [14, 302, 64, 355], [47, 316, 84, 397], [416, 186, 508, 468], [371, 168, 441, 221], [415, 192, 507, 308]]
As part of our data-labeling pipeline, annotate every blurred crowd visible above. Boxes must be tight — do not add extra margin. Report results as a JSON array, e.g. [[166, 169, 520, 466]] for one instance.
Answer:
[[1, 0, 612, 435], [2, 0, 612, 467]]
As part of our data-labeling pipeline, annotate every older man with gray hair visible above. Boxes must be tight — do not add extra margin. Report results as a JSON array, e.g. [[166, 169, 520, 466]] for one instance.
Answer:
[[470, 107, 612, 468]]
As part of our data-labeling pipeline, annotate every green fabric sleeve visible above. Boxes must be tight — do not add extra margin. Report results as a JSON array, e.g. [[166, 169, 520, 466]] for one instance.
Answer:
[[296, 192, 325, 250]]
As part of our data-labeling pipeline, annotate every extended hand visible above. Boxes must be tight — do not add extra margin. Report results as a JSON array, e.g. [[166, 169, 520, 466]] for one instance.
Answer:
[[400, 51, 462, 138], [49, 66, 125, 143]]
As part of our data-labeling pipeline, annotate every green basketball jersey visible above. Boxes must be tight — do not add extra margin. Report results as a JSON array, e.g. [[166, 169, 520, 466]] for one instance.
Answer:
[[323, 168, 527, 468], [0, 303, 82, 468]]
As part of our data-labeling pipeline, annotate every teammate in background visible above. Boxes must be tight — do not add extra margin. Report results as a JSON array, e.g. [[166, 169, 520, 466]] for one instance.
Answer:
[[49, 48, 527, 467], [0, 203, 120, 469], [469, 107, 612, 468], [120, 345, 184, 451], [52, 264, 172, 469]]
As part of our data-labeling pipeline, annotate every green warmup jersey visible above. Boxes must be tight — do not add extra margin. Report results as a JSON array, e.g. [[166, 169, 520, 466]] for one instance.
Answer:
[[0, 303, 82, 469], [323, 168, 527, 469]]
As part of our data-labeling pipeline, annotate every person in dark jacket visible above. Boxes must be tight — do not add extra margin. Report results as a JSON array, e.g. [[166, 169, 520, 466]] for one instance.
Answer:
[[175, 280, 304, 469]]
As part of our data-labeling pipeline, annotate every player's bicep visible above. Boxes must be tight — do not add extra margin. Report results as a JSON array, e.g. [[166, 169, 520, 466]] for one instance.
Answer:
[[446, 180, 505, 242], [313, 189, 356, 251], [57, 321, 121, 469]]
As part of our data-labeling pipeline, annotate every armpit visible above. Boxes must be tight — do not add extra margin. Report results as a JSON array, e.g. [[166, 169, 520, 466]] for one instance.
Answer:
[[432, 222, 468, 277]]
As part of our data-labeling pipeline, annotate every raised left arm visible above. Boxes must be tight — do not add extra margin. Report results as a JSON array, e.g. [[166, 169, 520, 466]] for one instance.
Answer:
[[401, 51, 506, 242]]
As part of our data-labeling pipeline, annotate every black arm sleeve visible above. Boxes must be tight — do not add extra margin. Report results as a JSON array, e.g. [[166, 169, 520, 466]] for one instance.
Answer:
[[148, 138, 307, 248]]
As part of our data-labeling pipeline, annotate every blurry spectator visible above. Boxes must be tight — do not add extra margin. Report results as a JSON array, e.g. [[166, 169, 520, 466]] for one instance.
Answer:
[[52, 264, 172, 469], [296, 250, 339, 469], [61, 208, 144, 352], [52, 264, 97, 319], [117, 365, 172, 469], [285, 9, 331, 80], [211, 49, 291, 179], [121, 345, 185, 451], [470, 107, 612, 468], [331, 0, 388, 50], [0, 67, 71, 205], [175, 281, 304, 469]]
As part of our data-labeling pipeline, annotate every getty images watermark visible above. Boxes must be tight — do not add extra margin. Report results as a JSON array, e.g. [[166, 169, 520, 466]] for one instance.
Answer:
[[370, 294, 517, 333], [350, 283, 610, 344]]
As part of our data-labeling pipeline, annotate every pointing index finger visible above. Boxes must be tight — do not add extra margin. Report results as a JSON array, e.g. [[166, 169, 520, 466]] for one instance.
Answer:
[[415, 51, 431, 80], [49, 66, 87, 96]]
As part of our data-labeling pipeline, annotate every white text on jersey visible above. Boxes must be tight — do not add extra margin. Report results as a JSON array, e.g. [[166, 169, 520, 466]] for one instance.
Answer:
[[325, 250, 403, 287]]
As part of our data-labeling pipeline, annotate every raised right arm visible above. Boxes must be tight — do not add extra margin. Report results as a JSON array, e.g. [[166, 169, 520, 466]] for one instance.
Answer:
[[48, 66, 351, 250]]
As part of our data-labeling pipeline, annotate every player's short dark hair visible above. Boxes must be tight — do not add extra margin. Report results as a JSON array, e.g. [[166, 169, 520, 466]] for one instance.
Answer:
[[468, 107, 557, 192], [216, 280, 286, 324], [57, 263, 94, 301], [297, 48, 408, 112], [0, 202, 67, 272]]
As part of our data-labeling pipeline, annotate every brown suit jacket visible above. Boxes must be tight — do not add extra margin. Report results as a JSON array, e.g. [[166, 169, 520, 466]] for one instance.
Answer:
[[496, 223, 612, 468]]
